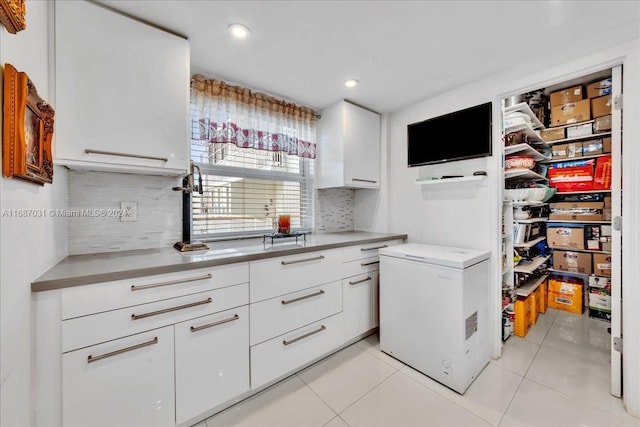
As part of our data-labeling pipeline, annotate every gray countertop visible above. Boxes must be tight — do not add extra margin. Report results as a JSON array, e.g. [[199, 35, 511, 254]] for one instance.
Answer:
[[32, 231, 407, 292]]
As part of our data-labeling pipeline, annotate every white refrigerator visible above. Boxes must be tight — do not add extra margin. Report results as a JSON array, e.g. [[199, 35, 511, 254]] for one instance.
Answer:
[[379, 243, 490, 394]]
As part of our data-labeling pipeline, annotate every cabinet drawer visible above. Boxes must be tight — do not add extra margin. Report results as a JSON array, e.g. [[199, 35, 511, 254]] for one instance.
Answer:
[[342, 256, 380, 279], [343, 271, 380, 339], [341, 239, 404, 262], [61, 263, 249, 319], [250, 250, 341, 303], [63, 326, 175, 427], [250, 281, 342, 345], [175, 305, 250, 425], [62, 283, 248, 352], [250, 312, 345, 389]]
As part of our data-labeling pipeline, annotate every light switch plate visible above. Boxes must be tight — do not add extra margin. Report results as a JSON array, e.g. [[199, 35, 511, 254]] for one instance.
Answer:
[[120, 201, 137, 222]]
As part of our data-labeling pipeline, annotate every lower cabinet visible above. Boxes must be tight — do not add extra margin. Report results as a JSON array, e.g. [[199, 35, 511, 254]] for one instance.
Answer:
[[62, 326, 176, 427], [250, 312, 345, 389], [343, 270, 380, 338], [175, 306, 250, 425]]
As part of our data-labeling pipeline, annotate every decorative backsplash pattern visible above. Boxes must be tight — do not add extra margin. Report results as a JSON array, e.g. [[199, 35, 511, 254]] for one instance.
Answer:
[[314, 188, 355, 233], [67, 170, 182, 255], [67, 171, 355, 254]]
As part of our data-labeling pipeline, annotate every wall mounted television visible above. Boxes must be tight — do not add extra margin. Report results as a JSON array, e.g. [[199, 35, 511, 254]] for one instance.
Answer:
[[407, 102, 492, 167]]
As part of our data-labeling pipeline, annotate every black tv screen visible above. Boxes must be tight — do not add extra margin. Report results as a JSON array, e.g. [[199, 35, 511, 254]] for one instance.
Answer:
[[407, 102, 492, 167]]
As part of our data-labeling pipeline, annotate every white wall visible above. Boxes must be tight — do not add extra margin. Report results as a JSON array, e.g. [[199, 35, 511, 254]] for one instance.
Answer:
[[0, 2, 68, 425], [355, 39, 640, 417]]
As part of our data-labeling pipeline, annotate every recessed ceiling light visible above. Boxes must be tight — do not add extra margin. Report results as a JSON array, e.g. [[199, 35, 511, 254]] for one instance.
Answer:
[[229, 24, 250, 39], [344, 79, 359, 88]]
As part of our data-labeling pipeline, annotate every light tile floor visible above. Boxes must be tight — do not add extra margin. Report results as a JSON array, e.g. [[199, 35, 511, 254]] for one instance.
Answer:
[[198, 309, 639, 427]]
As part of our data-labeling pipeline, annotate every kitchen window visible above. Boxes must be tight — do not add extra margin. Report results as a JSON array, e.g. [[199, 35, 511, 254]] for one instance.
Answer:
[[190, 76, 316, 240]]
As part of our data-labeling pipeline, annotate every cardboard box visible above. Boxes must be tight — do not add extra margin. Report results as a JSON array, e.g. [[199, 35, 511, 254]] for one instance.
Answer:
[[604, 208, 612, 221], [589, 275, 611, 289], [552, 142, 582, 160], [582, 139, 606, 156], [604, 195, 612, 207], [591, 95, 612, 118], [584, 225, 603, 251], [547, 277, 583, 314], [588, 276, 611, 321], [566, 123, 593, 139], [586, 78, 612, 99], [549, 201, 604, 221], [550, 85, 585, 107], [603, 137, 612, 153], [529, 292, 538, 325], [593, 155, 612, 190], [553, 250, 592, 275], [593, 253, 612, 277], [594, 114, 612, 132], [551, 99, 591, 126], [541, 127, 565, 142], [547, 227, 585, 250]]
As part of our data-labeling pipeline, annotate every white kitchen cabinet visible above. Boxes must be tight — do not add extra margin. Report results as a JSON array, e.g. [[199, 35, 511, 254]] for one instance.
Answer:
[[62, 327, 175, 427], [250, 312, 345, 389], [54, 0, 190, 175], [250, 281, 342, 345], [249, 249, 342, 303], [317, 100, 381, 189], [343, 271, 379, 338], [175, 306, 250, 425]]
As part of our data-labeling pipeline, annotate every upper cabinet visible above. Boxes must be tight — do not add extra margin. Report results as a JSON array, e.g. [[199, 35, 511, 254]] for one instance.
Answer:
[[317, 100, 381, 189], [54, 1, 190, 175]]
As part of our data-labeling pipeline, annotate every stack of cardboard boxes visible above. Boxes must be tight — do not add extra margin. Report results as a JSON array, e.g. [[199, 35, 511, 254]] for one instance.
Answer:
[[541, 78, 613, 192]]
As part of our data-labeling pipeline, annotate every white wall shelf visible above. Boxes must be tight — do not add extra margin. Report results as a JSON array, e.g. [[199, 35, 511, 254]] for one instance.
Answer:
[[504, 123, 545, 143], [547, 219, 611, 224], [540, 153, 611, 164], [415, 175, 486, 185], [514, 236, 546, 249], [514, 217, 548, 224], [514, 255, 551, 274], [505, 169, 547, 181], [516, 274, 549, 298], [504, 103, 545, 129], [555, 189, 611, 195], [535, 131, 611, 147], [505, 143, 549, 161]]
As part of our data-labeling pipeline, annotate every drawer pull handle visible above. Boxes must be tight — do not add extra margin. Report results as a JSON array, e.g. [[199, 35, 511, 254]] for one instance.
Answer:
[[352, 178, 377, 184], [360, 245, 388, 251], [190, 314, 239, 332], [131, 297, 212, 320], [349, 276, 372, 285], [361, 260, 380, 266], [87, 337, 158, 364], [283, 325, 326, 346], [281, 290, 325, 305], [84, 149, 168, 162], [281, 255, 325, 265], [130, 273, 213, 291]]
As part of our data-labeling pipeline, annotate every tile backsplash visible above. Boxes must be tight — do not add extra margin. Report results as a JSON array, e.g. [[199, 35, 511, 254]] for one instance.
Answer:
[[314, 188, 355, 233], [68, 170, 182, 255], [67, 171, 355, 254]]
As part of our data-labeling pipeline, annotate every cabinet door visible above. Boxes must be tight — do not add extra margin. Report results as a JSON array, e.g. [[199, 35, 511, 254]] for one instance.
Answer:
[[62, 327, 175, 427], [175, 306, 250, 425], [343, 102, 380, 188], [343, 270, 379, 339], [54, 1, 189, 174]]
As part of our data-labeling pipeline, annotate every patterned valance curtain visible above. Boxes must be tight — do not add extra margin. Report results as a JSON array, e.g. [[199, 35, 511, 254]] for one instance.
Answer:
[[191, 75, 317, 159]]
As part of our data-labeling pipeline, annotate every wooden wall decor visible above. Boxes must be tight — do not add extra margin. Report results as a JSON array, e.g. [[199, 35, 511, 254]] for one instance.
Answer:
[[0, 0, 26, 34], [2, 63, 55, 185]]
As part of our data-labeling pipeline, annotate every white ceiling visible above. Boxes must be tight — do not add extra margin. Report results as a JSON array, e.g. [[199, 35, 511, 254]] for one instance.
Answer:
[[98, 0, 639, 113]]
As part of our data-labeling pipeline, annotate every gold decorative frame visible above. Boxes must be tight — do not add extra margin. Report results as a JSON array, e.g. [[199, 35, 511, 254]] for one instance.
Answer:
[[2, 63, 55, 185], [0, 0, 26, 34]]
